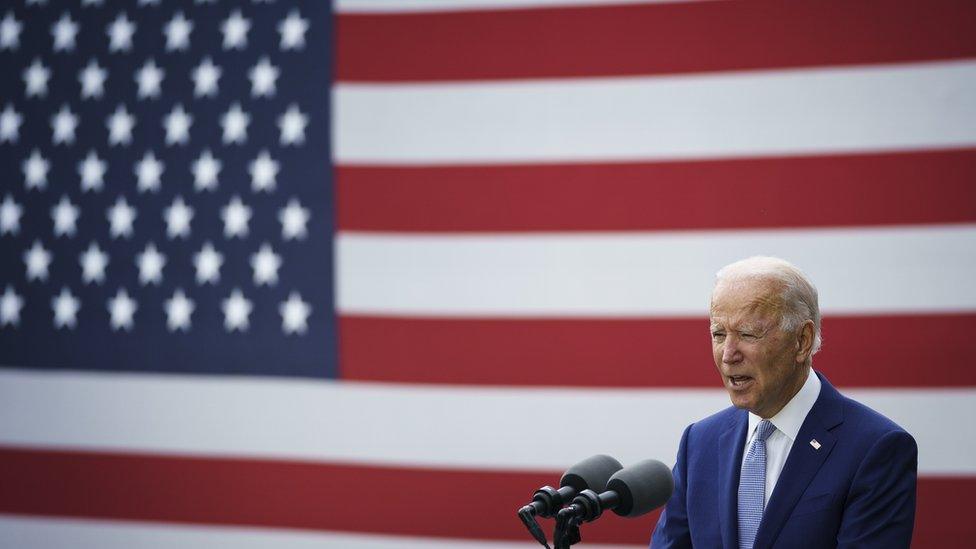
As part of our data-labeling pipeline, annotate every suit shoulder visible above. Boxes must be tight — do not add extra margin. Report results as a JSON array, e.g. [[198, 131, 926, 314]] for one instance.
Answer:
[[838, 392, 913, 441], [686, 405, 740, 438]]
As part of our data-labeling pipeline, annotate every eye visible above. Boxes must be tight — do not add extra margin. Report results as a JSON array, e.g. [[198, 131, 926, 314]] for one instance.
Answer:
[[741, 332, 756, 339], [711, 331, 726, 340]]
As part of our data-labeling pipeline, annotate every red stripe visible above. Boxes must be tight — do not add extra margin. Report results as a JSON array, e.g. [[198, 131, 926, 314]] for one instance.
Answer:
[[337, 149, 976, 232], [914, 476, 972, 548], [336, 0, 976, 82], [0, 446, 651, 543], [340, 313, 976, 388], [0, 447, 968, 547]]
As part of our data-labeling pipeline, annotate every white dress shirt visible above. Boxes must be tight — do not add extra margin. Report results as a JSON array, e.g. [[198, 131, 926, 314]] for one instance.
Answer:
[[741, 368, 822, 505]]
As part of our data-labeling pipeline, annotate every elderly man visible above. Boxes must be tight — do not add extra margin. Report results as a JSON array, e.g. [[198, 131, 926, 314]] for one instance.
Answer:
[[651, 256, 917, 548]]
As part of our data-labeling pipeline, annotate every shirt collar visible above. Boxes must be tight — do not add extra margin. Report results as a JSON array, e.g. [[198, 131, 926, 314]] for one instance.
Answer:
[[747, 368, 821, 442]]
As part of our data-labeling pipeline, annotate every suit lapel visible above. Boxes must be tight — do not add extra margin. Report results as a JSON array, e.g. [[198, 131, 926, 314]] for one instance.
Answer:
[[753, 373, 844, 549], [717, 410, 748, 549]]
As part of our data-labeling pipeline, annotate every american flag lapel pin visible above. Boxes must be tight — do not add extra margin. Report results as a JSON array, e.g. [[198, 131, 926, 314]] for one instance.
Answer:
[[810, 439, 822, 450]]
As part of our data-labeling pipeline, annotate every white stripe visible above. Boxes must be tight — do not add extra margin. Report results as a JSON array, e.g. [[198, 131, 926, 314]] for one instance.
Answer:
[[334, 60, 976, 164], [336, 0, 701, 13], [0, 369, 972, 474], [0, 515, 642, 549], [337, 225, 976, 316]]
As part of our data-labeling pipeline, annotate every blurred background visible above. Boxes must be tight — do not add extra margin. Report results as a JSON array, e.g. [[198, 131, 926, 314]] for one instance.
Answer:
[[1, 0, 975, 547]]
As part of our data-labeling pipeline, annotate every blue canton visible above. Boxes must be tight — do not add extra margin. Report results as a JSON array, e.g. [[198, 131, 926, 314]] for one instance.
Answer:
[[0, 0, 336, 378]]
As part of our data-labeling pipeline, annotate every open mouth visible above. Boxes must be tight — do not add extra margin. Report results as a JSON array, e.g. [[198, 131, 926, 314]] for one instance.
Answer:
[[728, 375, 753, 388]]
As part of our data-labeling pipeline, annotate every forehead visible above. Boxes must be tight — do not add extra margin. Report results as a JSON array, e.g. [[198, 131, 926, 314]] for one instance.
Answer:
[[709, 277, 783, 324]]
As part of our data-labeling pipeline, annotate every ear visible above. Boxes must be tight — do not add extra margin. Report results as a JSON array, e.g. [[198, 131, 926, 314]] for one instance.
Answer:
[[794, 320, 815, 364]]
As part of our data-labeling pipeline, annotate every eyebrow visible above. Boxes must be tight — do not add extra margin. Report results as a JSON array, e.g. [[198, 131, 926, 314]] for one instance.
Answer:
[[709, 321, 767, 333]]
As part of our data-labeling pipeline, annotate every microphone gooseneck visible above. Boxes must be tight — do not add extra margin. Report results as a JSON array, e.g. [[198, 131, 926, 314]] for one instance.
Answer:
[[552, 459, 674, 548], [517, 455, 623, 548]]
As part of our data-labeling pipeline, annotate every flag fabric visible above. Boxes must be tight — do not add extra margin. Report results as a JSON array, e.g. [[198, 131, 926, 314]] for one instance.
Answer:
[[0, 0, 334, 378], [1, 0, 975, 548]]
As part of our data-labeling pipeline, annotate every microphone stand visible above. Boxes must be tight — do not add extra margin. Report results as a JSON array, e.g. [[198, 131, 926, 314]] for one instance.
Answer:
[[553, 488, 620, 548], [553, 507, 582, 549]]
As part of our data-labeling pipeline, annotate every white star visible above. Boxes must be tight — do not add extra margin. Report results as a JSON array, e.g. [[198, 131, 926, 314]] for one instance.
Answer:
[[0, 11, 22, 51], [221, 10, 250, 50], [106, 196, 137, 239], [192, 57, 221, 98], [250, 243, 282, 286], [163, 196, 193, 239], [221, 196, 251, 239], [136, 242, 166, 285], [107, 13, 136, 52], [23, 150, 50, 191], [79, 242, 109, 284], [192, 149, 221, 192], [249, 57, 278, 98], [135, 59, 164, 99], [163, 11, 192, 51], [24, 240, 52, 282], [82, 0, 104, 6], [279, 198, 310, 241], [51, 105, 78, 145], [51, 195, 80, 238], [78, 150, 107, 193], [27, 0, 49, 6], [279, 291, 311, 335], [51, 12, 79, 52], [23, 59, 51, 98], [164, 289, 194, 332], [249, 150, 279, 192], [220, 103, 249, 144], [79, 59, 108, 99], [106, 104, 135, 146], [278, 104, 307, 146], [107, 288, 137, 331], [138, 0, 160, 5], [221, 288, 252, 332], [163, 104, 192, 145], [0, 286, 24, 327], [193, 241, 223, 285], [1, 195, 22, 236], [1, 104, 23, 143], [52, 287, 80, 330], [135, 151, 164, 193], [278, 10, 308, 51]]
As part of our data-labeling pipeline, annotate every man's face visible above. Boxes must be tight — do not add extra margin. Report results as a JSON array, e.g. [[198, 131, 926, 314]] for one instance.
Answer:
[[709, 277, 806, 418]]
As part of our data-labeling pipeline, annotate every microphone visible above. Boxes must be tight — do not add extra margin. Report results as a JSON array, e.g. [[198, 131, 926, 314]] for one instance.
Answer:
[[518, 455, 623, 547], [520, 454, 624, 518], [559, 459, 674, 522]]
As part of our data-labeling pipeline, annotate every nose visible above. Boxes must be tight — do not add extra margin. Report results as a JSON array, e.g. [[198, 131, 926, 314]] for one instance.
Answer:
[[722, 334, 742, 364]]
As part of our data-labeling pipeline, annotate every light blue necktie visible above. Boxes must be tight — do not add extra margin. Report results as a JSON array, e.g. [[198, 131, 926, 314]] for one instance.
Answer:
[[738, 419, 776, 549]]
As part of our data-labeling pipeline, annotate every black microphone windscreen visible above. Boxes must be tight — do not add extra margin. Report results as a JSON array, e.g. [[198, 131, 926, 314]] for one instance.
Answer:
[[606, 459, 674, 518], [559, 454, 623, 493]]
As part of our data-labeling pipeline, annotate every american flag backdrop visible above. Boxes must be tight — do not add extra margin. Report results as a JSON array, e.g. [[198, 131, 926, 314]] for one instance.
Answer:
[[0, 0, 975, 547]]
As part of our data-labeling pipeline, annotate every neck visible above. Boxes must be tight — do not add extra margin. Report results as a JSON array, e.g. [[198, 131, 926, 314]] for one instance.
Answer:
[[758, 365, 810, 419]]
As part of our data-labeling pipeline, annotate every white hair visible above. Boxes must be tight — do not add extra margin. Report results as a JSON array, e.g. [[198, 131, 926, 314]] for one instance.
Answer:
[[715, 256, 822, 357]]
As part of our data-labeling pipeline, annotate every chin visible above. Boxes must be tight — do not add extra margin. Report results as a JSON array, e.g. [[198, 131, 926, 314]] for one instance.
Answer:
[[728, 393, 757, 412]]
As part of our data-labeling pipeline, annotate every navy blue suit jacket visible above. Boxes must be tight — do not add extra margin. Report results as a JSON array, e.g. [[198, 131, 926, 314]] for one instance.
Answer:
[[651, 372, 917, 548]]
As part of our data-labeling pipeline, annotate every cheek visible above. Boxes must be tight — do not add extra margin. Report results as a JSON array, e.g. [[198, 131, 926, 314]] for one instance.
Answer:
[[753, 345, 791, 382], [745, 349, 774, 380]]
